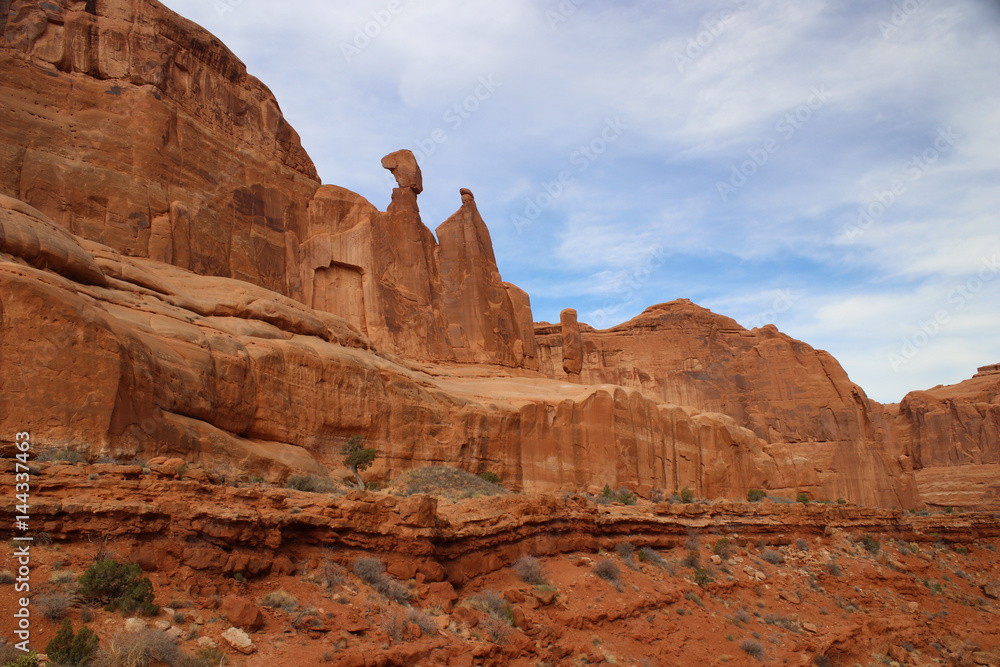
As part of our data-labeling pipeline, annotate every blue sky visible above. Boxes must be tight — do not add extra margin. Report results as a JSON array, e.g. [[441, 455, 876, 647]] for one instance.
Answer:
[[162, 0, 1000, 403]]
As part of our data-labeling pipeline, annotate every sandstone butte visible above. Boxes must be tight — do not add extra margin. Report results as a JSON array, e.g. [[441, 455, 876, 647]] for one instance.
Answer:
[[0, 0, 997, 512], [1, 2, 1000, 666]]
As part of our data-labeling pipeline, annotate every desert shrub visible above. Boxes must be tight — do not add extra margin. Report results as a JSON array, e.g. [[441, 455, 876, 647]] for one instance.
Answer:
[[321, 554, 346, 589], [694, 567, 713, 587], [747, 489, 767, 503], [796, 492, 810, 504], [91, 628, 181, 667], [45, 619, 99, 666], [353, 557, 410, 603], [796, 538, 809, 551], [594, 559, 622, 590], [955, 545, 969, 555], [681, 550, 700, 569], [38, 449, 86, 464], [513, 556, 546, 585], [471, 591, 514, 624], [0, 647, 38, 667], [478, 471, 501, 485], [285, 474, 336, 493], [615, 542, 635, 559], [50, 569, 77, 586], [761, 549, 784, 565], [479, 616, 511, 644], [680, 487, 695, 504], [638, 547, 669, 569], [260, 590, 299, 612], [406, 607, 438, 635], [735, 608, 752, 624], [713, 538, 732, 559], [395, 466, 506, 499], [596, 485, 637, 505], [825, 561, 842, 576], [684, 590, 705, 607], [36, 591, 73, 621], [78, 559, 157, 615], [860, 534, 880, 555], [740, 639, 766, 660], [814, 656, 832, 667]]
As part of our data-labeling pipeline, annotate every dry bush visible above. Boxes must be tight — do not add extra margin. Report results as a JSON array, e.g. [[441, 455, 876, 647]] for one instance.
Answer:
[[514, 556, 547, 585], [353, 557, 411, 603], [260, 590, 299, 612], [594, 559, 622, 591], [91, 628, 181, 667]]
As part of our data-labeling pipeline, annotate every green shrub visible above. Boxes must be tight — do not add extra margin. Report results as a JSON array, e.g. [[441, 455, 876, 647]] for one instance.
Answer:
[[596, 484, 637, 505], [478, 471, 501, 485], [45, 619, 98, 666], [860, 534, 880, 555], [0, 648, 38, 667], [747, 489, 767, 502], [694, 567, 713, 587], [796, 492, 810, 504], [713, 538, 732, 559], [836, 498, 847, 505], [78, 558, 158, 615], [680, 487, 695, 504]]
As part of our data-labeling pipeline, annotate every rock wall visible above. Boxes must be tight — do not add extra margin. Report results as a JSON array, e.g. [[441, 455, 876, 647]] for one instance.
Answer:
[[880, 366, 1000, 507], [535, 300, 921, 507], [0, 0, 320, 296]]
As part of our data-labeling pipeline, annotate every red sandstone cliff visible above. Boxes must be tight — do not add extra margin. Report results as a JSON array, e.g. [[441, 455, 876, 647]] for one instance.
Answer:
[[0, 0, 996, 510]]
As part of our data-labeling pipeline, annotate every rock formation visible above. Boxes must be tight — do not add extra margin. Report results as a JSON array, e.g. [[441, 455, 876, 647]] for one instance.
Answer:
[[0, 0, 997, 510]]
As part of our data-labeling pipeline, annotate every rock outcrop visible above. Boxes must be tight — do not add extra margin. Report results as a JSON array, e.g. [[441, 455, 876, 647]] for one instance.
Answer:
[[535, 300, 921, 508], [0, 0, 319, 295], [1, 0, 997, 510], [881, 366, 1000, 508]]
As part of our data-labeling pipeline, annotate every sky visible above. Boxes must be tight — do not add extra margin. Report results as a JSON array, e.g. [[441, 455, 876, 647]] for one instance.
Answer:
[[161, 0, 1000, 403]]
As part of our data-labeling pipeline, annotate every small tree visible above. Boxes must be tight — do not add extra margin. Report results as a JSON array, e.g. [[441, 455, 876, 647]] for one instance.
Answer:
[[341, 435, 376, 489], [45, 619, 98, 666]]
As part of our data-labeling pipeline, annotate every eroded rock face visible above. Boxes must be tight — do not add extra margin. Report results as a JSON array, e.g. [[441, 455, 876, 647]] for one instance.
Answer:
[[535, 300, 921, 507], [1, 0, 995, 509], [0, 0, 320, 296], [881, 368, 1000, 507], [436, 189, 535, 367]]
